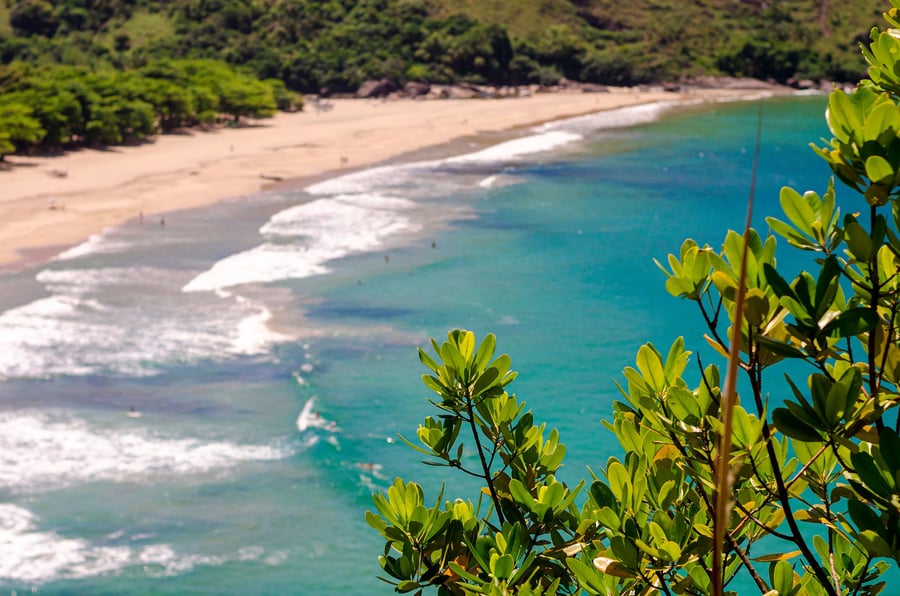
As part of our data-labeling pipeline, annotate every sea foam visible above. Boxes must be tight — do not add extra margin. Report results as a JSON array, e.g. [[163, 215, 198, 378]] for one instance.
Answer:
[[0, 504, 279, 583], [0, 411, 293, 493], [183, 193, 419, 292], [534, 100, 678, 134], [0, 266, 288, 378], [305, 131, 584, 197], [182, 130, 588, 293]]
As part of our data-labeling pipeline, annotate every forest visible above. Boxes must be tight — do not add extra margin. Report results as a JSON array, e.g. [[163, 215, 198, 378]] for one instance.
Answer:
[[0, 0, 888, 157]]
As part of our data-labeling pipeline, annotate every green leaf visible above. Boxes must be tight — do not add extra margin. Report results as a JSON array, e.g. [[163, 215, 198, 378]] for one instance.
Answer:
[[474, 333, 496, 372], [851, 451, 894, 496], [866, 154, 895, 183], [471, 366, 500, 397], [744, 288, 769, 327], [592, 556, 637, 578], [755, 335, 806, 358], [766, 216, 815, 249], [857, 530, 893, 558], [763, 263, 795, 300], [772, 407, 822, 442], [417, 348, 441, 374], [820, 308, 877, 337], [779, 186, 816, 235], [492, 553, 514, 580], [663, 337, 689, 381], [397, 580, 421, 593], [880, 428, 900, 474], [771, 559, 794, 596], [567, 557, 609, 592], [606, 460, 631, 501], [848, 499, 883, 534], [844, 217, 875, 261], [752, 550, 802, 563], [509, 478, 536, 510], [590, 481, 617, 510], [635, 344, 666, 392]]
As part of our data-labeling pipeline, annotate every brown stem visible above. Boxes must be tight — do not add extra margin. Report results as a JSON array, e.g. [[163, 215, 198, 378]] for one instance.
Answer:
[[466, 396, 505, 525], [868, 205, 885, 432]]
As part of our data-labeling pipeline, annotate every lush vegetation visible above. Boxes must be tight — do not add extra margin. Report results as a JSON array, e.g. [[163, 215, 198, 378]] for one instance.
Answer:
[[367, 2, 900, 595], [0, 0, 888, 157], [0, 0, 887, 94], [0, 58, 297, 158]]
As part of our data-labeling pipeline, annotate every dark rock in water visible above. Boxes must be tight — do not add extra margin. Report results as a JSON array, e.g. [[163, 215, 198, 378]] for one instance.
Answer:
[[356, 79, 398, 98], [403, 81, 431, 98]]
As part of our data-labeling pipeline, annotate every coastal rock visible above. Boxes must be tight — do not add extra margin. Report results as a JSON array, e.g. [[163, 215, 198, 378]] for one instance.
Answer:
[[579, 82, 609, 93], [682, 75, 784, 90], [787, 77, 818, 90], [447, 85, 479, 99], [426, 84, 451, 99], [403, 81, 431, 98], [558, 78, 608, 93], [356, 79, 398, 99]]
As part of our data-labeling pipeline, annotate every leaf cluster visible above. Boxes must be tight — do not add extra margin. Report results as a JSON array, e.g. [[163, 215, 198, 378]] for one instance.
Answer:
[[370, 3, 900, 594]]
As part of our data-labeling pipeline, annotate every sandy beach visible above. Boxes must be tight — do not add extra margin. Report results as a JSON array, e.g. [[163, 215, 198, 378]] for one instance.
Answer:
[[0, 86, 762, 271]]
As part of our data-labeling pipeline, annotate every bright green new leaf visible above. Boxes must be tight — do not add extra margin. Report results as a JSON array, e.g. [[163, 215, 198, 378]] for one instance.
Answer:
[[771, 559, 795, 596], [866, 154, 895, 183], [635, 344, 666, 393]]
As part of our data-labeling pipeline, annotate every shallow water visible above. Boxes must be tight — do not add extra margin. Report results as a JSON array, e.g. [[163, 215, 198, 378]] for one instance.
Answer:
[[0, 95, 839, 593]]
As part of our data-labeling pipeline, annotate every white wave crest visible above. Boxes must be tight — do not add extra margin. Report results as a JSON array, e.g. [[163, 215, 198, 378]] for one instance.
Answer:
[[534, 100, 678, 134], [0, 504, 280, 583], [183, 193, 418, 293], [305, 131, 583, 196], [0, 412, 293, 493], [0, 267, 290, 378], [445, 131, 582, 164], [54, 230, 133, 261]]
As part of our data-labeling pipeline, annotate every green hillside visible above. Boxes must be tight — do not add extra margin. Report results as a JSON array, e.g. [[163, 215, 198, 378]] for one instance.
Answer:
[[0, 0, 889, 158], [0, 0, 887, 93], [431, 0, 885, 83]]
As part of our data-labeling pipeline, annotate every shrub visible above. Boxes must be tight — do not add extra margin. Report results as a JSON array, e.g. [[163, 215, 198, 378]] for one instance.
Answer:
[[367, 2, 900, 594]]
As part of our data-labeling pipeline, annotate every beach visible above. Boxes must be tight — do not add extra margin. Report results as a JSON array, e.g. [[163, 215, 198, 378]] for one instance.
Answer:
[[0, 86, 762, 270], [0, 94, 831, 592]]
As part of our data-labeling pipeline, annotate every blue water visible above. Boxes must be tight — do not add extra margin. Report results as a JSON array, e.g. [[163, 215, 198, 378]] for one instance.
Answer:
[[0, 95, 837, 593]]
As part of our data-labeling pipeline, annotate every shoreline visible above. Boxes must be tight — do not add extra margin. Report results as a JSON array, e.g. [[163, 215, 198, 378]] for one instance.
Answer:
[[0, 86, 787, 273]]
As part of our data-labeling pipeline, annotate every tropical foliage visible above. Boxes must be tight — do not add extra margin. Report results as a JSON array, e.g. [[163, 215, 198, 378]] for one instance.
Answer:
[[0, 0, 886, 94], [367, 2, 900, 594], [0, 58, 292, 158], [0, 0, 887, 157]]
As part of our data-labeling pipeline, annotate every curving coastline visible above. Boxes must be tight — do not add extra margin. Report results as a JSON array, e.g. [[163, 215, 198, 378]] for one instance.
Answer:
[[0, 86, 779, 272]]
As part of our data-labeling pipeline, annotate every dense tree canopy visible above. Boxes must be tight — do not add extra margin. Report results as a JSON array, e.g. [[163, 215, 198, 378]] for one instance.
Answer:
[[0, 59, 285, 157], [0, 0, 887, 158], [0, 0, 886, 96]]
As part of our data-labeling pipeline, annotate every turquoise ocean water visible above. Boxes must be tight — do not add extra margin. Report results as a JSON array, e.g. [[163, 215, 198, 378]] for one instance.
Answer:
[[0, 95, 836, 593]]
